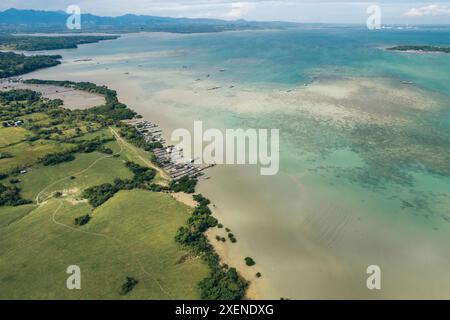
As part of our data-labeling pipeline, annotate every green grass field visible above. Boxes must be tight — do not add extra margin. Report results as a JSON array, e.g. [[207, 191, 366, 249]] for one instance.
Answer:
[[0, 126, 207, 299], [0, 204, 35, 228], [0, 140, 74, 175], [0, 127, 30, 148], [0, 87, 211, 300], [18, 150, 133, 201], [109, 127, 171, 186], [72, 127, 113, 142], [0, 190, 208, 299]]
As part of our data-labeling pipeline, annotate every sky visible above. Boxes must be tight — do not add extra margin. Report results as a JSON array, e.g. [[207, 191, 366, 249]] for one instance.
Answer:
[[1, 0, 450, 24]]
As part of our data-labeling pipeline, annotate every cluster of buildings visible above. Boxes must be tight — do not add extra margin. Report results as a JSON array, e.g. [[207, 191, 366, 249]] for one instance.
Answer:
[[126, 119, 214, 181]]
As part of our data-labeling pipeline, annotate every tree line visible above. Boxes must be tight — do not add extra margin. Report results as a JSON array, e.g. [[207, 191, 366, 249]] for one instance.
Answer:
[[176, 194, 248, 300], [0, 52, 61, 78]]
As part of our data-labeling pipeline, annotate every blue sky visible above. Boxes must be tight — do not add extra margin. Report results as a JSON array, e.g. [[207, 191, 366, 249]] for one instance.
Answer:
[[1, 1, 450, 24]]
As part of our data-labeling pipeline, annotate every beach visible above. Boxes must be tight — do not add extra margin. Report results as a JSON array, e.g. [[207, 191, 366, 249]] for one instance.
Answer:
[[18, 30, 450, 299], [171, 192, 266, 299]]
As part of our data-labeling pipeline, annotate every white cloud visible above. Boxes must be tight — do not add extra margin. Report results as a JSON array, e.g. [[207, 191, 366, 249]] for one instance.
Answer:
[[224, 2, 256, 19], [405, 4, 450, 17]]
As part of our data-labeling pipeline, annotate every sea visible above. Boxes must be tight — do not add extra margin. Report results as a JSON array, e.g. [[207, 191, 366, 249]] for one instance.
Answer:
[[27, 26, 450, 299]]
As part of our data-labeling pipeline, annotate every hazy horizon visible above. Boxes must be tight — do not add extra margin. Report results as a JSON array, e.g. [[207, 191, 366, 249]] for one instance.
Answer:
[[1, 1, 450, 25]]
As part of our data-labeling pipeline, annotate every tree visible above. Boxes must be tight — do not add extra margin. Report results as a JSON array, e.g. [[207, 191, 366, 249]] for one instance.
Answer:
[[119, 277, 139, 295], [74, 214, 91, 226], [244, 257, 256, 266]]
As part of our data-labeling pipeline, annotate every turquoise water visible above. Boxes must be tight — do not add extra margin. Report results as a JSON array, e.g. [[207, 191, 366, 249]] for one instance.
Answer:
[[53, 28, 450, 91], [32, 27, 450, 298]]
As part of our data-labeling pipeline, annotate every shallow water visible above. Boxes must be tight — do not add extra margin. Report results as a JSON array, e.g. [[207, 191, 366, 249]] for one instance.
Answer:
[[27, 27, 450, 299]]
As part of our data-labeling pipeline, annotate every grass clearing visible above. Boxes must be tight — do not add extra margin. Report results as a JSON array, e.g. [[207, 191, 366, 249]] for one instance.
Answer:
[[0, 127, 30, 148], [0, 190, 208, 299], [0, 140, 74, 174], [0, 204, 36, 228], [110, 127, 170, 186], [20, 112, 52, 127], [19, 147, 132, 201], [72, 128, 113, 142]]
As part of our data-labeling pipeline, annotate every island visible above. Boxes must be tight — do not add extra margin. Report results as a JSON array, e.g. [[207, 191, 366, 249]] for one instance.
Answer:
[[387, 45, 450, 54], [0, 35, 119, 51]]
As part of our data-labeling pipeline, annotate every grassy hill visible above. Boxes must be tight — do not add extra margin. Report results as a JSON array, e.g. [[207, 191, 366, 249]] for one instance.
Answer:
[[0, 190, 208, 299], [0, 87, 206, 299]]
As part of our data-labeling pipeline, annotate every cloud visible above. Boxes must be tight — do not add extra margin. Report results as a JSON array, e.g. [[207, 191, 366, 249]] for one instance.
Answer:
[[224, 2, 257, 19], [405, 4, 450, 17]]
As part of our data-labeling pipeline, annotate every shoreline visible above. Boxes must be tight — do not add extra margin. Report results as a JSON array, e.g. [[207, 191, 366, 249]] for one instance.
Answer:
[[10, 30, 450, 299], [171, 192, 263, 300]]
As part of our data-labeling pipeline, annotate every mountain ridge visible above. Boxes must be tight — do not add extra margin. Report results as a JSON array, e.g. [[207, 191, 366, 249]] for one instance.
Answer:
[[0, 8, 299, 33]]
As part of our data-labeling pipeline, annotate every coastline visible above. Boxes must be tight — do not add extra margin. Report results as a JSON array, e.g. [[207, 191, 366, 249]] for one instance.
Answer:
[[19, 62, 448, 300], [171, 192, 264, 300], [2, 76, 254, 299]]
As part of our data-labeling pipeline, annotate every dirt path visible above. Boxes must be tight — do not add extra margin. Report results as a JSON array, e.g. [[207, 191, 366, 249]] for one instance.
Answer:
[[109, 127, 170, 183], [34, 127, 174, 299]]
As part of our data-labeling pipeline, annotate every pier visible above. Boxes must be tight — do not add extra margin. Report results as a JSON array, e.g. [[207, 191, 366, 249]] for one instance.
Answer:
[[125, 119, 215, 181]]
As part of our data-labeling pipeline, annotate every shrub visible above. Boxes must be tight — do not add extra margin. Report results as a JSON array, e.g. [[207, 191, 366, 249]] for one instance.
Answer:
[[81, 162, 157, 207], [0, 152, 13, 159], [170, 176, 197, 193], [244, 257, 256, 266], [125, 161, 156, 183], [193, 194, 210, 206], [227, 233, 237, 243], [198, 267, 248, 300], [99, 147, 113, 154], [0, 183, 31, 206], [82, 183, 118, 207], [40, 151, 75, 166], [120, 277, 139, 295], [74, 214, 91, 226], [75, 137, 114, 153]]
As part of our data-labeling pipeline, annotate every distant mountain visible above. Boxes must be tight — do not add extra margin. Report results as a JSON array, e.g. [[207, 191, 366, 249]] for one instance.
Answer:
[[0, 8, 299, 33]]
